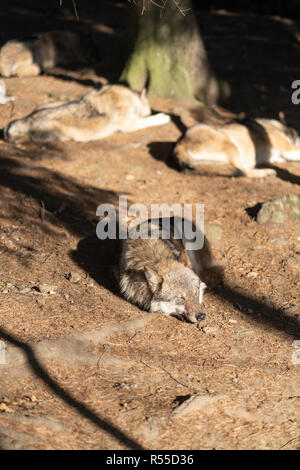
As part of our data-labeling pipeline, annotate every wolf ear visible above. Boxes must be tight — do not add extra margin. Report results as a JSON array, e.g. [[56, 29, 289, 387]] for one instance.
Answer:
[[140, 88, 147, 100], [278, 111, 287, 125], [144, 266, 162, 293]]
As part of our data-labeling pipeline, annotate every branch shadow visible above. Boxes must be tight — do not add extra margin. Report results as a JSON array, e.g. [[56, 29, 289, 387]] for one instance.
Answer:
[[215, 284, 300, 338], [0, 326, 144, 450], [267, 165, 300, 186], [71, 234, 122, 299], [0, 149, 142, 448], [0, 152, 118, 238]]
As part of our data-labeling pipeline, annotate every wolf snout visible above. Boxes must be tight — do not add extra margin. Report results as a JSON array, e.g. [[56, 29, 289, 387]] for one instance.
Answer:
[[196, 313, 206, 322], [185, 312, 206, 323]]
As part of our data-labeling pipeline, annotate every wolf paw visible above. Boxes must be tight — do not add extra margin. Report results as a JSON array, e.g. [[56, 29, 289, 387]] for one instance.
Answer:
[[154, 113, 171, 125]]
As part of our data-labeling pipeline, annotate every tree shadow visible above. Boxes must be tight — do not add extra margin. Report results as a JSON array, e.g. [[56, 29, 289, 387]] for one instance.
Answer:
[[0, 149, 143, 448], [71, 234, 122, 299], [0, 326, 144, 450], [0, 153, 119, 238], [215, 284, 300, 338], [43, 70, 104, 90]]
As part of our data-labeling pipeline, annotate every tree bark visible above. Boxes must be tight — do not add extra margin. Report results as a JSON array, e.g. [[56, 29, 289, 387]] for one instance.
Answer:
[[120, 0, 220, 104]]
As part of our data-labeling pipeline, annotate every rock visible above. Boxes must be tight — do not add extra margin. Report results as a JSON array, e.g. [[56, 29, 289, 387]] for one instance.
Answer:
[[171, 393, 226, 418], [202, 326, 219, 336], [19, 287, 31, 294], [36, 284, 57, 295], [66, 272, 81, 283], [204, 224, 223, 241], [285, 255, 300, 276], [257, 195, 300, 224], [0, 403, 14, 413], [113, 382, 138, 391]]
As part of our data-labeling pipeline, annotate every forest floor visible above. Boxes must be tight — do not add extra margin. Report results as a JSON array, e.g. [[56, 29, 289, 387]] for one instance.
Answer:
[[0, 0, 299, 450]]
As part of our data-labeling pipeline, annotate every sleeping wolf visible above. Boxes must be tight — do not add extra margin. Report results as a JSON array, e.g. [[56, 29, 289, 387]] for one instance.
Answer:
[[173, 117, 300, 177], [4, 84, 170, 143], [118, 217, 223, 323], [0, 31, 93, 77]]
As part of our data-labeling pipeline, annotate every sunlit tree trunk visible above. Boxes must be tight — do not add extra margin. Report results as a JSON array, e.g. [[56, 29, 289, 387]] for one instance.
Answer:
[[121, 0, 220, 104]]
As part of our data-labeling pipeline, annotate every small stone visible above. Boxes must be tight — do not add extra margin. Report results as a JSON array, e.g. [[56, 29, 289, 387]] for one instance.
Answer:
[[171, 393, 226, 418], [66, 272, 81, 283], [204, 224, 223, 241], [0, 403, 14, 413], [247, 271, 258, 278], [37, 283, 57, 295], [19, 287, 31, 294], [257, 195, 300, 224], [202, 326, 219, 335], [113, 382, 138, 391]]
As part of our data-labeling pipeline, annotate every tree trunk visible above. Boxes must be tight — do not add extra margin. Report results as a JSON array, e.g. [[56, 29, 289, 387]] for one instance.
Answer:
[[120, 0, 220, 104]]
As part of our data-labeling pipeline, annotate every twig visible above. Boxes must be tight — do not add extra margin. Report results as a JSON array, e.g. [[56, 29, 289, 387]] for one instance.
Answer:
[[129, 0, 190, 16], [280, 436, 300, 449], [140, 359, 196, 391]]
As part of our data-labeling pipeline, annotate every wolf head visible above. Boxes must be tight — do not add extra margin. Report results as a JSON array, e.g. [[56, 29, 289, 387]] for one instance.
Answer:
[[144, 265, 207, 323], [4, 118, 30, 143]]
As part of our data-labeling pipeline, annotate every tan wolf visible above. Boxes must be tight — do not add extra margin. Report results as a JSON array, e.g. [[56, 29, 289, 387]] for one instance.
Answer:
[[4, 84, 171, 143], [0, 31, 94, 77], [173, 117, 300, 178], [118, 217, 223, 323]]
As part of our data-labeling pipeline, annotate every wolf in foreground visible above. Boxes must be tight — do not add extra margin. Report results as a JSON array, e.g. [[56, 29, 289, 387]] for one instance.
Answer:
[[4, 84, 170, 144], [118, 217, 223, 323], [173, 117, 300, 178]]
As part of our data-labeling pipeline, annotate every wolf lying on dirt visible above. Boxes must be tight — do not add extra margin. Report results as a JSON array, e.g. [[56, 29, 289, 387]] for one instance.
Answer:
[[173, 117, 300, 177], [4, 84, 171, 143], [0, 31, 93, 77], [118, 217, 223, 323]]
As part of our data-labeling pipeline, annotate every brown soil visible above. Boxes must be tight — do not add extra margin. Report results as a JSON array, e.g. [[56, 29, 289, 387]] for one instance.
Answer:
[[0, 1, 299, 450]]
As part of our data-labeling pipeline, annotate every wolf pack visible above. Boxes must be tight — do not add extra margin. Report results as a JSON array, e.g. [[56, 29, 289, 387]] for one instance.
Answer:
[[1, 31, 299, 324]]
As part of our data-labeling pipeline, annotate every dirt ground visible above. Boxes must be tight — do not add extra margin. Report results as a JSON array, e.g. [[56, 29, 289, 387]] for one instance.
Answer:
[[0, 1, 299, 450]]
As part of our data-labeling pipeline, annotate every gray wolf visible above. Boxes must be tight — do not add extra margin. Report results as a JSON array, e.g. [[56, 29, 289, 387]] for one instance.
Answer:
[[0, 31, 94, 77], [4, 84, 170, 143], [118, 217, 223, 323], [173, 117, 300, 178]]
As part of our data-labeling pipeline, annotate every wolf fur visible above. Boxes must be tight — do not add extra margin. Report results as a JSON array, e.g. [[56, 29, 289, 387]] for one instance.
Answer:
[[118, 217, 223, 323], [4, 84, 170, 144], [173, 117, 300, 178], [0, 31, 94, 78]]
